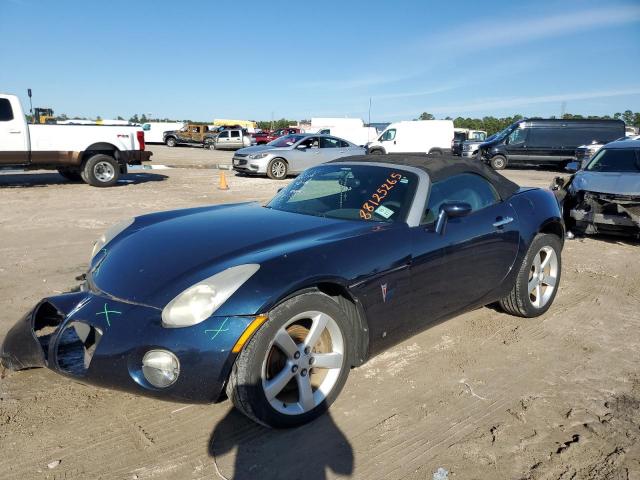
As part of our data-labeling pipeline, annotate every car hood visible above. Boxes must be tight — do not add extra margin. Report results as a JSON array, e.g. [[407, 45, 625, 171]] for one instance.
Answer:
[[236, 145, 290, 155], [572, 171, 640, 196], [90, 203, 372, 309]]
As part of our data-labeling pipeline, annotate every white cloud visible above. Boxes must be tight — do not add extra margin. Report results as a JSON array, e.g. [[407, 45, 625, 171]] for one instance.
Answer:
[[384, 87, 640, 118], [372, 84, 462, 100], [299, 73, 415, 90], [429, 5, 640, 51]]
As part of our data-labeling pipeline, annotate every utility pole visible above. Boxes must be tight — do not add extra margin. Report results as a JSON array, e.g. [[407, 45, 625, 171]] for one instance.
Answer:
[[368, 97, 372, 142]]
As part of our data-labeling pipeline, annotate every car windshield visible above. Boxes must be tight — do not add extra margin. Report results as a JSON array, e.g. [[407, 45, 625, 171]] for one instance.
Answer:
[[492, 123, 518, 142], [586, 148, 640, 172], [268, 134, 305, 147], [267, 164, 418, 223]]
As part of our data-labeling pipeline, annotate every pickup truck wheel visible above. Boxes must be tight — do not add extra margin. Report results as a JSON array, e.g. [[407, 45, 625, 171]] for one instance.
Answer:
[[57, 168, 83, 182], [205, 139, 216, 150], [267, 158, 288, 180], [83, 154, 119, 187], [165, 137, 177, 147]]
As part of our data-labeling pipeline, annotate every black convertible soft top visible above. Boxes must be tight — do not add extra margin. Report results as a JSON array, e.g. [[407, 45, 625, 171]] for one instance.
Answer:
[[330, 154, 520, 200]]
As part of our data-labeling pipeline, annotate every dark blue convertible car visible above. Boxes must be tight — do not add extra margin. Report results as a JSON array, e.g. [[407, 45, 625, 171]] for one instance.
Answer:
[[1, 155, 564, 428]]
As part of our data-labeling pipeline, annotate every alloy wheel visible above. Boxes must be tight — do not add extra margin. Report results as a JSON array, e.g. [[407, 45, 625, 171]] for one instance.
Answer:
[[271, 161, 286, 178], [261, 310, 344, 415], [528, 246, 558, 308]]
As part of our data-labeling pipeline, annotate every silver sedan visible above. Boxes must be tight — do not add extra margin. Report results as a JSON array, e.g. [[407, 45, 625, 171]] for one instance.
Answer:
[[232, 134, 365, 179]]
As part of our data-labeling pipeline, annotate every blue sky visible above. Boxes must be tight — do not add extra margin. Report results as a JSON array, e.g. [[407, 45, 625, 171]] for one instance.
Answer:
[[1, 0, 639, 122]]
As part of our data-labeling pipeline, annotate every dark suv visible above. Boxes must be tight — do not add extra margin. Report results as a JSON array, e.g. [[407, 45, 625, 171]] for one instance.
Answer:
[[478, 119, 625, 169]]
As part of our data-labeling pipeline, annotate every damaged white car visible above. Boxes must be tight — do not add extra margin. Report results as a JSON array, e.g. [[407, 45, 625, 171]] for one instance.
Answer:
[[552, 138, 640, 239]]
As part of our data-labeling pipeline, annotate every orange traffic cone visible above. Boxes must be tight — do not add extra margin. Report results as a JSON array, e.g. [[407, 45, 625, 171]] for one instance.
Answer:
[[218, 171, 229, 190]]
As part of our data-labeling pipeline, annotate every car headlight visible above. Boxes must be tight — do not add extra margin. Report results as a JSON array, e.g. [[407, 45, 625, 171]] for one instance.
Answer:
[[161, 264, 260, 328], [248, 152, 269, 160], [90, 217, 135, 260]]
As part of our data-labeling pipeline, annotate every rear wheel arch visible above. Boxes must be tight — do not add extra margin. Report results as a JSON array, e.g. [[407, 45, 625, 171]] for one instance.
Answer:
[[540, 220, 565, 244], [80, 142, 119, 163]]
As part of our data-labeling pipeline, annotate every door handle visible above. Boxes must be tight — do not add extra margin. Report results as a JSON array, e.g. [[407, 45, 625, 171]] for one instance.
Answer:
[[9, 130, 22, 134], [493, 216, 514, 228]]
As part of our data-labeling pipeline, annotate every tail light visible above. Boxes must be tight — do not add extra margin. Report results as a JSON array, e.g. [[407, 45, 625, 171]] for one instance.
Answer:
[[137, 130, 145, 151]]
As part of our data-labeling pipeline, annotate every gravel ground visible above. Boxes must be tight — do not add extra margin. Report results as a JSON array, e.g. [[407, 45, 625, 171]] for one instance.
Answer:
[[0, 156, 638, 480], [145, 143, 234, 168]]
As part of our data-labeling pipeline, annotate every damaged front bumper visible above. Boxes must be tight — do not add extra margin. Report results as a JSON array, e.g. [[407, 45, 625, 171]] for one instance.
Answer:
[[569, 191, 640, 237], [0, 291, 255, 403]]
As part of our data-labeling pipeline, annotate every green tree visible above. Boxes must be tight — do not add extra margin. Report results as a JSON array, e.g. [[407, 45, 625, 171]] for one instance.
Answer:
[[621, 110, 634, 125], [418, 112, 435, 120], [129, 114, 140, 123]]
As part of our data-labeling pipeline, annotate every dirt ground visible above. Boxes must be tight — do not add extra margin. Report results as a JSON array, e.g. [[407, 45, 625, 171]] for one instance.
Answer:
[[0, 149, 639, 480]]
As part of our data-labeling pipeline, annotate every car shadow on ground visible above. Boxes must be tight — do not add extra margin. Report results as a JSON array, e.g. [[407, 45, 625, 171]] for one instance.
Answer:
[[209, 408, 353, 480], [567, 233, 640, 247], [0, 172, 168, 188]]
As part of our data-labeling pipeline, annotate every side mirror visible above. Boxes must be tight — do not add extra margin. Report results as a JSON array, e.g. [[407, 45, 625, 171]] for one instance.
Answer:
[[565, 162, 580, 173], [435, 201, 472, 235]]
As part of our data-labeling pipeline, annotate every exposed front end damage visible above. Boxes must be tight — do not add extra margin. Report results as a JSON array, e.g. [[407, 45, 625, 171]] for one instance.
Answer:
[[570, 191, 640, 237], [551, 176, 640, 238], [1, 291, 255, 403]]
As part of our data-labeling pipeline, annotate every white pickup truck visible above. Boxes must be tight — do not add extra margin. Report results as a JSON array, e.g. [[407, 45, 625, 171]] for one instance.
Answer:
[[0, 93, 152, 187]]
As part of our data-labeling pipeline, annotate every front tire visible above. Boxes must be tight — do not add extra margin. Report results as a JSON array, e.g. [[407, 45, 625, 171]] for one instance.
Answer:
[[83, 154, 120, 187], [227, 292, 351, 428], [205, 139, 216, 150], [499, 233, 562, 317], [165, 137, 177, 147], [266, 158, 288, 180], [490, 155, 507, 170]]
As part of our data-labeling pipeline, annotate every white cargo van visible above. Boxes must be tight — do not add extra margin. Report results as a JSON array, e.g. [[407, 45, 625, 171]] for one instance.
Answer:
[[366, 120, 454, 155], [310, 117, 378, 146]]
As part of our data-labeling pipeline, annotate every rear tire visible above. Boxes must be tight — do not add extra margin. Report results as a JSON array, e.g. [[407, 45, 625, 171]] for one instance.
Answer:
[[165, 137, 177, 147], [57, 168, 83, 182], [266, 158, 288, 180], [368, 149, 384, 155], [227, 292, 352, 428], [83, 154, 120, 187], [490, 155, 507, 170], [499, 233, 562, 317]]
